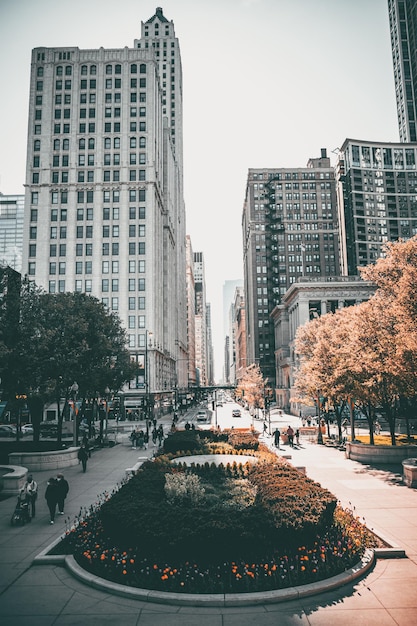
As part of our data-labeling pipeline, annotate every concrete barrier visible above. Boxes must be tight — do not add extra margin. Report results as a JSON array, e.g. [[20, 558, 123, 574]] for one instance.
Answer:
[[0, 465, 28, 495], [9, 447, 80, 472], [402, 458, 417, 488], [346, 441, 417, 464]]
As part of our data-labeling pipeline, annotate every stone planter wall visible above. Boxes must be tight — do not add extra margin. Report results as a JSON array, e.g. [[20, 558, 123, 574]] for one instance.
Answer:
[[0, 465, 28, 495], [402, 458, 417, 488], [9, 447, 80, 472], [346, 442, 417, 464]]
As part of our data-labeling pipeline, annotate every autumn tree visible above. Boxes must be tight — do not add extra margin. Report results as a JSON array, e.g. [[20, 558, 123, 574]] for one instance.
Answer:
[[235, 364, 267, 415]]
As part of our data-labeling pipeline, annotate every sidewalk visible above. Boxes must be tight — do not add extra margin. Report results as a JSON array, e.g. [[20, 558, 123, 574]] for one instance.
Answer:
[[0, 418, 416, 625]]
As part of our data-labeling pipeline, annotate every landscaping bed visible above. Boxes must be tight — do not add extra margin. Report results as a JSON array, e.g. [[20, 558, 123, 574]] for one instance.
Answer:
[[53, 430, 381, 594]]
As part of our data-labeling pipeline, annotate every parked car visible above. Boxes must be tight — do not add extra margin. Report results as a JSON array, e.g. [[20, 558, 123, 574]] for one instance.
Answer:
[[0, 425, 16, 438], [39, 421, 58, 438], [232, 409, 242, 418], [21, 424, 34, 434]]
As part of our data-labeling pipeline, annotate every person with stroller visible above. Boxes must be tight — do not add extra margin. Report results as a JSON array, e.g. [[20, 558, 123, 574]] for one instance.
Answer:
[[21, 474, 38, 518]]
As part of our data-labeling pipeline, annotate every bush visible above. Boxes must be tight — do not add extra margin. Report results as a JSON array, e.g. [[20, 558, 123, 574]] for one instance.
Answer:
[[57, 429, 377, 594]]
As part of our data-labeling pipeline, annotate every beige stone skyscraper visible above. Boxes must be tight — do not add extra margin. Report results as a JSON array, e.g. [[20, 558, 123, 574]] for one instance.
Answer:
[[22, 7, 187, 414]]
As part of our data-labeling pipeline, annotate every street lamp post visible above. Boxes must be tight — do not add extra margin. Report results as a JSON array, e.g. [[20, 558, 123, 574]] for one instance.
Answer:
[[317, 393, 324, 445], [71, 382, 79, 446], [104, 386, 110, 443], [145, 331, 153, 421]]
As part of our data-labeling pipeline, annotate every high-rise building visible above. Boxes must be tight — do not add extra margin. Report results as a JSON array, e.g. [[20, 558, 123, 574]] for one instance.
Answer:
[[21, 7, 187, 413], [194, 251, 211, 386], [0, 193, 24, 272], [222, 279, 243, 382], [242, 150, 340, 388], [336, 138, 417, 276], [388, 0, 417, 142]]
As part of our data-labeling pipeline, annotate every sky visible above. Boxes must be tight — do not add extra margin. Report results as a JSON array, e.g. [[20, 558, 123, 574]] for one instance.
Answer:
[[0, 0, 400, 380]]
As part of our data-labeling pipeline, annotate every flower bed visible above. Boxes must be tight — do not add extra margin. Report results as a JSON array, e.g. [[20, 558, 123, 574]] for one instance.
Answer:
[[54, 431, 380, 594]]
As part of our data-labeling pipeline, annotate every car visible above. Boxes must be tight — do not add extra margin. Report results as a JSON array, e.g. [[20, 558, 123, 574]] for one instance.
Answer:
[[0, 425, 16, 437], [216, 401, 223, 407], [39, 421, 58, 437], [232, 409, 242, 418], [196, 411, 208, 423], [21, 424, 34, 434]]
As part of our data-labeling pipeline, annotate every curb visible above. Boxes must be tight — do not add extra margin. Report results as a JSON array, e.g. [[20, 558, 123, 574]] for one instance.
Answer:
[[52, 549, 376, 607]]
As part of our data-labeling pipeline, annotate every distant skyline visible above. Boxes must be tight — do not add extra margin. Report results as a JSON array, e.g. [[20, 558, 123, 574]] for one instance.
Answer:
[[0, 0, 400, 380]]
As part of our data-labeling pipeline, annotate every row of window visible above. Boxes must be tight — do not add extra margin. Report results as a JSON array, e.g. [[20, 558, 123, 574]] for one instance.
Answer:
[[33, 188, 147, 205], [30, 206, 146, 224], [28, 241, 146, 258], [37, 63, 147, 78], [33, 119, 147, 137]]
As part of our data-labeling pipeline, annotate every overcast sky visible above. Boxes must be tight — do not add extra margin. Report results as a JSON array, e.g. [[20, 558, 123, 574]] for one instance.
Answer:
[[0, 0, 400, 380]]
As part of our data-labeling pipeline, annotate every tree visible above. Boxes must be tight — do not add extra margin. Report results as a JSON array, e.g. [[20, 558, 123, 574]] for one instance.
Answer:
[[4, 285, 139, 444], [235, 364, 267, 417]]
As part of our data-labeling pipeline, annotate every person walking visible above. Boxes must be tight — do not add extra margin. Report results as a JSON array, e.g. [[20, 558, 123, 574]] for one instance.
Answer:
[[130, 428, 137, 450], [273, 428, 281, 449], [21, 474, 38, 518], [56, 473, 69, 515], [295, 428, 300, 446], [157, 425, 164, 446], [287, 425, 294, 448], [45, 477, 59, 524], [151, 427, 158, 447], [77, 445, 89, 472]]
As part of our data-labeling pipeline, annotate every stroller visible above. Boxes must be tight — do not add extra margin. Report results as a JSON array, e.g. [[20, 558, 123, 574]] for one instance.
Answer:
[[10, 494, 32, 526]]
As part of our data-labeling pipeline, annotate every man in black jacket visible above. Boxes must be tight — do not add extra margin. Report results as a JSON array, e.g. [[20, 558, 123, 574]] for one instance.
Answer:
[[56, 473, 69, 515]]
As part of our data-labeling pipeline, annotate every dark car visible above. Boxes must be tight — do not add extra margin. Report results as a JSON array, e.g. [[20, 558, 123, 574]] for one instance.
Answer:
[[0, 425, 16, 437], [39, 421, 58, 438]]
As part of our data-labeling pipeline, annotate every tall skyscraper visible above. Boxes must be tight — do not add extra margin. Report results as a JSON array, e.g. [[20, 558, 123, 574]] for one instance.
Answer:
[[336, 138, 417, 276], [388, 0, 417, 142], [21, 7, 187, 412], [242, 150, 339, 387]]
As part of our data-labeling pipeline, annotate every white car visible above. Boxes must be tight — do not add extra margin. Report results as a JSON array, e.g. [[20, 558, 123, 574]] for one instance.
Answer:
[[21, 424, 34, 434]]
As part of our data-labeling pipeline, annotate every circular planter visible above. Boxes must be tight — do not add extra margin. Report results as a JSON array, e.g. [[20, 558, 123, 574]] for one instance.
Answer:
[[346, 442, 417, 464]]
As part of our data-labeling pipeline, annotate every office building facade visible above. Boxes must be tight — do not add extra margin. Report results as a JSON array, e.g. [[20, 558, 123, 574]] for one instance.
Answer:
[[242, 150, 340, 391], [21, 7, 187, 412], [388, 0, 417, 142], [0, 194, 24, 273], [336, 138, 417, 276]]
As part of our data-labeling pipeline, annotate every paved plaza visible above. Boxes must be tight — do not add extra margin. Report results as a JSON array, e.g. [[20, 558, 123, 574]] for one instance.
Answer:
[[0, 411, 416, 625]]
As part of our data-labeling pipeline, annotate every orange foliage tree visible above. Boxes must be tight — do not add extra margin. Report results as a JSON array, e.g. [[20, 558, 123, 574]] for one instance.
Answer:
[[294, 237, 417, 445]]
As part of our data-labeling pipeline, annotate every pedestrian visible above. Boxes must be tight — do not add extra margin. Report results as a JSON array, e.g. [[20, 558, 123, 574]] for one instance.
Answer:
[[157, 425, 164, 446], [56, 473, 69, 515], [45, 477, 59, 524], [287, 425, 294, 447], [185, 421, 191, 430], [130, 428, 137, 449], [137, 430, 144, 449], [21, 474, 38, 518], [82, 434, 91, 457], [152, 427, 158, 446], [295, 428, 300, 446], [263, 421, 268, 435], [273, 428, 281, 448], [77, 445, 89, 472]]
